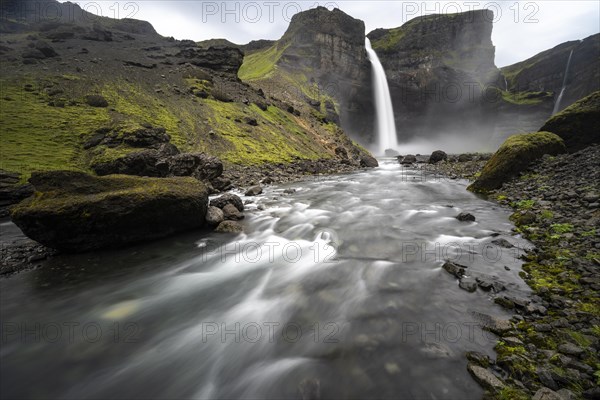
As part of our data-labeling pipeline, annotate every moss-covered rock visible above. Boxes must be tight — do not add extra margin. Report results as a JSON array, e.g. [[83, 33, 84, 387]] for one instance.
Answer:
[[540, 91, 600, 152], [468, 132, 566, 193], [11, 171, 209, 252]]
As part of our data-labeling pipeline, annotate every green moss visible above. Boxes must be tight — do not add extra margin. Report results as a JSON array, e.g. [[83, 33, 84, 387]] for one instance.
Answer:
[[540, 210, 554, 219], [371, 27, 406, 52], [551, 223, 574, 234], [495, 387, 530, 400], [0, 79, 110, 178], [501, 90, 551, 105], [238, 43, 289, 81], [468, 132, 566, 193], [513, 199, 535, 210]]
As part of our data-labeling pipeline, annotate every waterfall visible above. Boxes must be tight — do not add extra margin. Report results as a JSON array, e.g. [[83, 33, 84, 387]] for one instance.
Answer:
[[365, 38, 398, 155], [504, 77, 508, 91], [552, 49, 574, 114]]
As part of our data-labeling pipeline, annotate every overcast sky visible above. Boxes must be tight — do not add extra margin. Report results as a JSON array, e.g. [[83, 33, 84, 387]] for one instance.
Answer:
[[61, 1, 599, 67]]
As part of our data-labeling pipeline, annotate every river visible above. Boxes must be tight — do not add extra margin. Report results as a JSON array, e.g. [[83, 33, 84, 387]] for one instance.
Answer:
[[0, 159, 531, 399]]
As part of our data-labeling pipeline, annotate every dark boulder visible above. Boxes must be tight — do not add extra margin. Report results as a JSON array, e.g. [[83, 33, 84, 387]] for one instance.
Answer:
[[222, 204, 244, 221], [456, 212, 476, 222], [166, 153, 223, 181], [359, 154, 379, 168], [92, 149, 165, 177], [122, 127, 170, 147], [458, 154, 473, 162], [429, 150, 448, 164], [210, 193, 244, 212], [205, 206, 224, 226], [215, 220, 243, 233], [34, 40, 58, 57], [399, 155, 417, 165], [11, 171, 209, 252]]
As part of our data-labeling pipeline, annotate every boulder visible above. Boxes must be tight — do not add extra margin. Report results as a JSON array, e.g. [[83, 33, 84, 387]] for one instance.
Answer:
[[166, 153, 223, 181], [245, 185, 263, 196], [468, 132, 566, 193], [122, 127, 170, 148], [458, 154, 473, 162], [359, 154, 379, 168], [456, 212, 476, 222], [222, 204, 244, 221], [215, 220, 243, 234], [10, 171, 209, 252], [540, 91, 600, 152], [205, 206, 224, 226], [210, 193, 244, 212], [92, 149, 165, 177], [467, 364, 504, 391], [442, 261, 467, 278], [532, 387, 564, 400], [85, 94, 109, 108], [429, 150, 448, 164]]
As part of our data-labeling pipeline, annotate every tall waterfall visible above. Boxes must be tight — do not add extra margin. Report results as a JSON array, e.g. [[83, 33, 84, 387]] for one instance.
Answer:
[[365, 38, 398, 155], [552, 49, 574, 114]]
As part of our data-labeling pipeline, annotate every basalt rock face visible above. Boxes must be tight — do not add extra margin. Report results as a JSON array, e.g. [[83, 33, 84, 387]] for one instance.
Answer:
[[367, 10, 501, 144], [502, 34, 600, 114]]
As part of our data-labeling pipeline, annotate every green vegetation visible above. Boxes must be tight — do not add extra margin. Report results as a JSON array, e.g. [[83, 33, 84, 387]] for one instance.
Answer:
[[370, 27, 406, 52], [501, 90, 551, 105], [550, 223, 574, 234], [513, 199, 535, 210], [0, 79, 110, 179], [468, 132, 566, 193], [238, 43, 289, 81]]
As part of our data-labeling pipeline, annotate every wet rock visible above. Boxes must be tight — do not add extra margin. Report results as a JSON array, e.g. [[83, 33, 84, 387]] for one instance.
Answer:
[[210, 193, 244, 212], [245, 185, 263, 196], [429, 150, 448, 164], [467, 363, 504, 391], [491, 238, 514, 248], [537, 368, 559, 391], [532, 387, 564, 400], [456, 212, 476, 222], [222, 204, 244, 221], [166, 153, 223, 181], [510, 210, 536, 226], [205, 206, 224, 226], [458, 154, 473, 162], [11, 171, 209, 252], [215, 220, 243, 234], [459, 277, 478, 292], [399, 154, 417, 165], [471, 311, 513, 334], [360, 154, 379, 168], [466, 351, 490, 367], [442, 261, 467, 278]]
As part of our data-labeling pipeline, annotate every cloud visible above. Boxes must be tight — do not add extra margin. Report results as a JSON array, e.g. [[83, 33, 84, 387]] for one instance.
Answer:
[[59, 1, 599, 65]]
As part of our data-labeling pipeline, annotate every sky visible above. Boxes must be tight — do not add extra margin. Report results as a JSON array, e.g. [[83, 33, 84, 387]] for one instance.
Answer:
[[59, 1, 600, 67]]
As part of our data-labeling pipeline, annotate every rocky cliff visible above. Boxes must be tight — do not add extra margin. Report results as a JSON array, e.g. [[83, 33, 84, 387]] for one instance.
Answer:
[[238, 7, 374, 141], [502, 34, 600, 113], [367, 10, 502, 147], [0, 0, 372, 180]]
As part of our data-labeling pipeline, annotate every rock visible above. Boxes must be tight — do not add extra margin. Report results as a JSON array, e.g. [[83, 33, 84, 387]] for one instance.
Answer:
[[284, 188, 296, 194], [222, 204, 244, 220], [245, 185, 263, 196], [244, 117, 258, 126], [166, 153, 223, 181], [466, 351, 490, 367], [205, 206, 224, 226], [459, 277, 478, 292], [34, 40, 58, 57], [215, 220, 243, 234], [359, 154, 379, 168], [429, 150, 448, 164], [442, 261, 467, 278], [10, 171, 209, 252], [92, 149, 166, 177], [537, 368, 559, 391], [399, 155, 417, 164], [122, 126, 170, 148], [335, 146, 349, 159], [532, 387, 564, 400], [298, 378, 320, 400], [85, 94, 109, 107], [510, 210, 536, 226], [470, 311, 512, 334], [458, 154, 473, 162], [467, 363, 504, 391], [557, 343, 584, 357], [540, 91, 600, 152], [468, 132, 566, 193], [456, 212, 476, 222], [491, 238, 514, 248], [210, 193, 244, 212]]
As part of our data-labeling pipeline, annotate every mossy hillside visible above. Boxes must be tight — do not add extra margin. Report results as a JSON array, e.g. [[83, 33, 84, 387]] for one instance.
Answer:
[[468, 132, 566, 193], [540, 91, 600, 152], [238, 43, 289, 81], [500, 90, 553, 106], [370, 27, 406, 52], [0, 78, 110, 179], [202, 100, 326, 165]]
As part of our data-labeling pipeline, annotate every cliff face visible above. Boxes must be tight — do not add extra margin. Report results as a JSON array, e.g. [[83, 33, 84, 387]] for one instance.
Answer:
[[367, 10, 501, 145], [502, 34, 600, 113], [238, 7, 374, 140]]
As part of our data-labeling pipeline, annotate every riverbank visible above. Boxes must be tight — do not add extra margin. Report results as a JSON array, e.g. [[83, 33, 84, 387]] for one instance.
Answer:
[[421, 147, 600, 399]]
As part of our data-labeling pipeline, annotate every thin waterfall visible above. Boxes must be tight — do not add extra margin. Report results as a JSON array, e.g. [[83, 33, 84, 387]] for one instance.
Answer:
[[552, 49, 574, 114], [504, 77, 508, 91], [365, 38, 398, 155]]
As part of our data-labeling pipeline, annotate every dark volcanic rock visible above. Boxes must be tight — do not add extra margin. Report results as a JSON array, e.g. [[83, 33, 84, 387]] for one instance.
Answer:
[[210, 193, 244, 212], [85, 94, 108, 107], [429, 150, 448, 164], [175, 45, 244, 73], [540, 91, 600, 152], [456, 212, 476, 222], [245, 185, 263, 196], [214, 220, 243, 234], [11, 171, 209, 252], [359, 154, 379, 168]]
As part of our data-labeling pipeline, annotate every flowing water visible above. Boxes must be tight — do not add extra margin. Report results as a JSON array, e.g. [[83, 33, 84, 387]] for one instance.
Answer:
[[552, 49, 574, 115], [1, 160, 532, 399], [365, 39, 399, 156]]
